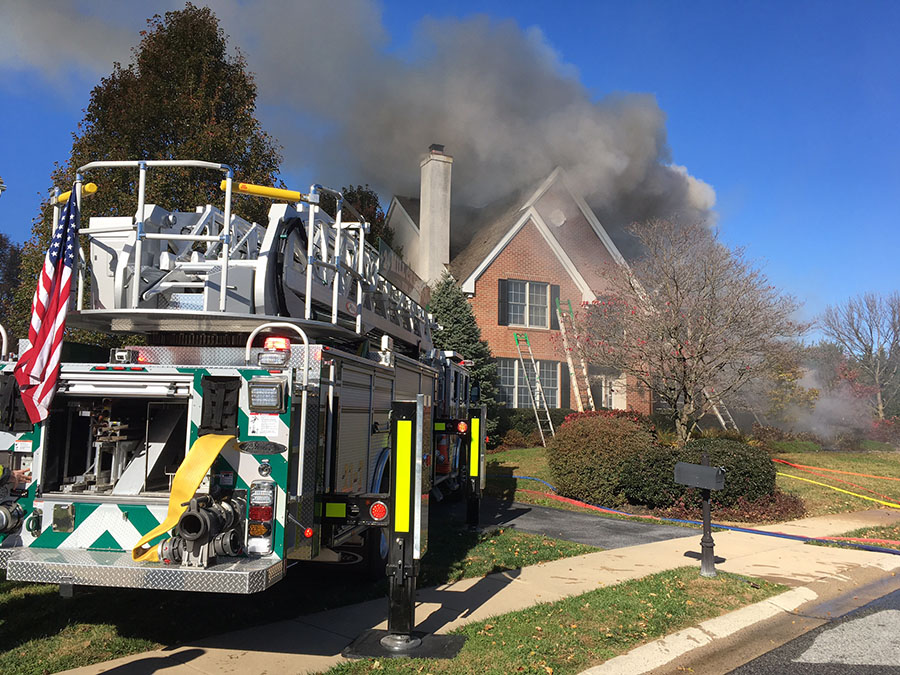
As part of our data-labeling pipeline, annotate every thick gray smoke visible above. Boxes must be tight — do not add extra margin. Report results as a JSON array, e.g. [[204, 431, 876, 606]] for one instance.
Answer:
[[1, 0, 715, 230]]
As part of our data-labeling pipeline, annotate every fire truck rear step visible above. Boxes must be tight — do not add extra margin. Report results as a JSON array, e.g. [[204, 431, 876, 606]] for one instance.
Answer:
[[4, 548, 285, 594]]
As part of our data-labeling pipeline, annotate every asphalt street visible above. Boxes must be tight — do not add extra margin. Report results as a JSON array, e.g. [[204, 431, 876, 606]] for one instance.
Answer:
[[729, 585, 900, 674], [476, 497, 698, 549]]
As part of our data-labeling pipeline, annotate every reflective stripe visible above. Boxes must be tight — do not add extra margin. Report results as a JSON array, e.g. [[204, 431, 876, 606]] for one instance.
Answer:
[[469, 417, 480, 478], [395, 420, 412, 533], [132, 434, 236, 562]]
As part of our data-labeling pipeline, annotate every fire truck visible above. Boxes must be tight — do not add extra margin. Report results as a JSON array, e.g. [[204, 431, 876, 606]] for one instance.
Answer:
[[0, 160, 485, 605]]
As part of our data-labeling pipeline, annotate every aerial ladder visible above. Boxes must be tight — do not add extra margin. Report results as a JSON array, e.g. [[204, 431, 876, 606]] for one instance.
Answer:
[[513, 332, 555, 446]]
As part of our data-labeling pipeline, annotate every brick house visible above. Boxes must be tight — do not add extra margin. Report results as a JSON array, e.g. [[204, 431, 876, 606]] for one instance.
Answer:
[[386, 145, 651, 414]]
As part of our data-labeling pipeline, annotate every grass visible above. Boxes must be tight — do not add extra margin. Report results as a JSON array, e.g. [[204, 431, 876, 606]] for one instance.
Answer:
[[0, 506, 596, 675], [860, 440, 896, 452], [492, 444, 900, 523], [769, 440, 822, 453], [775, 451, 900, 517], [486, 445, 585, 513], [815, 523, 900, 552], [327, 567, 786, 675]]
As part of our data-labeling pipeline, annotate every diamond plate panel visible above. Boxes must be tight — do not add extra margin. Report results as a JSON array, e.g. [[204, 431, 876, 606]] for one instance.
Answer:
[[0, 549, 10, 570], [5, 548, 285, 594]]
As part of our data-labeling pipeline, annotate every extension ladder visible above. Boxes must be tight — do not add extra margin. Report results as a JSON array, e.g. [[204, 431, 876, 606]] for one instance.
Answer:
[[704, 388, 739, 432], [555, 298, 595, 413], [513, 332, 555, 446]]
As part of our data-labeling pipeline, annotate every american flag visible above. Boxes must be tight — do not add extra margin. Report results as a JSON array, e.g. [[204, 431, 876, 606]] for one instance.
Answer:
[[14, 193, 80, 423]]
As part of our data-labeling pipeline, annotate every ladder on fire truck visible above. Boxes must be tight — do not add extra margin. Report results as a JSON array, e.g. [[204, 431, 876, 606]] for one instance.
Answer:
[[67, 161, 434, 353], [513, 332, 555, 446], [555, 298, 595, 413]]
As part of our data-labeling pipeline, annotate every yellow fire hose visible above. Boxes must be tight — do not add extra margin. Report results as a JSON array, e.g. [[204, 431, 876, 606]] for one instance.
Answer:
[[132, 434, 237, 562]]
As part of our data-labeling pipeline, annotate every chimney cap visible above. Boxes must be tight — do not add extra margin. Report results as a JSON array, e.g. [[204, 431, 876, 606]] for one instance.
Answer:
[[428, 143, 445, 154]]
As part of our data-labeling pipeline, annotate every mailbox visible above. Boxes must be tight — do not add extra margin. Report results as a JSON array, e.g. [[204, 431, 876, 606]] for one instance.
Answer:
[[674, 462, 725, 491]]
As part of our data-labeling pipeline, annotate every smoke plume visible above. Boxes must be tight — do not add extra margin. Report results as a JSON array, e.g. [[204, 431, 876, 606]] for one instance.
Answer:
[[0, 0, 715, 230]]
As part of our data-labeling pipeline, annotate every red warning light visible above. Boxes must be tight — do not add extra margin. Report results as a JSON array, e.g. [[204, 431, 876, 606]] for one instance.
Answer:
[[304, 527, 314, 539], [264, 336, 290, 351], [369, 501, 388, 521], [457, 421, 469, 434]]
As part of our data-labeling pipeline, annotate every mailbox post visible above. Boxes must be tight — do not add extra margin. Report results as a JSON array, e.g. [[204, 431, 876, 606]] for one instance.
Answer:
[[674, 453, 725, 578]]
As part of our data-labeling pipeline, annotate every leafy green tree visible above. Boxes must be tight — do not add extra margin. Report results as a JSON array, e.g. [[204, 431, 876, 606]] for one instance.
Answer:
[[320, 184, 397, 250], [11, 4, 282, 343], [0, 233, 22, 341], [429, 272, 499, 438]]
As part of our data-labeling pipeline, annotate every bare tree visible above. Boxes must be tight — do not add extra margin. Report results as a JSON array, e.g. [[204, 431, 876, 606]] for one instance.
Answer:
[[820, 292, 900, 419], [570, 220, 804, 443]]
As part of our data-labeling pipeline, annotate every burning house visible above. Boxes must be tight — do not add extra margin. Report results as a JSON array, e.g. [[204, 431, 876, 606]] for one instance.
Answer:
[[386, 144, 652, 414]]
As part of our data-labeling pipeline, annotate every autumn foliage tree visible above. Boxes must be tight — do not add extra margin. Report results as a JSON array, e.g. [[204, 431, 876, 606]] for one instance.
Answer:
[[10, 4, 281, 343], [820, 292, 900, 419], [570, 220, 804, 443]]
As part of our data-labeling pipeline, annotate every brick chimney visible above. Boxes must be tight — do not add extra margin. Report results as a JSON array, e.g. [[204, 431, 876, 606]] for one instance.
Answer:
[[419, 143, 452, 284]]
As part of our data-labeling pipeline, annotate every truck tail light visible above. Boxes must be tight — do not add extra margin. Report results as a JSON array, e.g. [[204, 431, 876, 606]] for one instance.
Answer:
[[247, 480, 276, 555], [369, 501, 388, 522]]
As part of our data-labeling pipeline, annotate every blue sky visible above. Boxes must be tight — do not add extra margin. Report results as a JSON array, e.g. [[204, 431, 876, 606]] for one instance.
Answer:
[[1, 1, 898, 325]]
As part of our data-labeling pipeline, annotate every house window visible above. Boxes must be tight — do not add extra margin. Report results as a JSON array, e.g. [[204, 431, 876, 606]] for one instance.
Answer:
[[497, 358, 559, 409], [507, 280, 549, 329], [498, 359, 516, 407]]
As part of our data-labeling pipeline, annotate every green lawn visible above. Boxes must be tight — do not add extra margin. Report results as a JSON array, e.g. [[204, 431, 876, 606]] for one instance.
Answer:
[[819, 523, 900, 551], [775, 451, 900, 517], [0, 507, 596, 675], [328, 567, 785, 675]]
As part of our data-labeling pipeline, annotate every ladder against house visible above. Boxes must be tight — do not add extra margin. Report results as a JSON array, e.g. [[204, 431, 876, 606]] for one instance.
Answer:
[[555, 298, 596, 413], [513, 332, 556, 446], [704, 388, 739, 432]]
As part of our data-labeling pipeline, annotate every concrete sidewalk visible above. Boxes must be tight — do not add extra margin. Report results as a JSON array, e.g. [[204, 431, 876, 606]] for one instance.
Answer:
[[63, 509, 900, 675]]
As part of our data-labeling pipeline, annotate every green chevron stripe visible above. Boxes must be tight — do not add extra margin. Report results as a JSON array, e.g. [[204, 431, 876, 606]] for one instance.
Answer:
[[88, 531, 121, 551], [31, 503, 100, 549]]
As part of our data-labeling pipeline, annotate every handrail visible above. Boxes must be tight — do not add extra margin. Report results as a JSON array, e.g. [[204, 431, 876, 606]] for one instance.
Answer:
[[245, 322, 311, 499], [0, 323, 8, 360]]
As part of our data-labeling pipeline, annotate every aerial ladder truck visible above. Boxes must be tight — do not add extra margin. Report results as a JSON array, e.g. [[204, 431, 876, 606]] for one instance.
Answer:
[[0, 159, 486, 640]]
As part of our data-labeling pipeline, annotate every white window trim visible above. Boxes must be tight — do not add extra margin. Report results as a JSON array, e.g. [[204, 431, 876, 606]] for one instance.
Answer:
[[500, 358, 560, 409], [507, 279, 550, 329]]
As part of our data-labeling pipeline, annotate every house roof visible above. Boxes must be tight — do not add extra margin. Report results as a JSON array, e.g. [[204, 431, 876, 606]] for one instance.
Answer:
[[388, 167, 628, 294]]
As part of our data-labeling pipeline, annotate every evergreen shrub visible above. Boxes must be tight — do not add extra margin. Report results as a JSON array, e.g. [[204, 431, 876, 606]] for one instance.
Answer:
[[620, 438, 776, 509], [547, 415, 655, 506]]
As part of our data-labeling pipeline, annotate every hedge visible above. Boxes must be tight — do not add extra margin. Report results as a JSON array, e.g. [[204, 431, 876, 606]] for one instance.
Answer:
[[547, 415, 655, 506], [619, 438, 776, 509]]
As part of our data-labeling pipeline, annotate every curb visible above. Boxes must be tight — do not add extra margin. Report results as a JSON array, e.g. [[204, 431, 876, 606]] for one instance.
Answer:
[[578, 586, 818, 675]]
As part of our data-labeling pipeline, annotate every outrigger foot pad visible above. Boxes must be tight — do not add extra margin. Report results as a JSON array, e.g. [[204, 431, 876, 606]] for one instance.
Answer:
[[342, 629, 465, 660]]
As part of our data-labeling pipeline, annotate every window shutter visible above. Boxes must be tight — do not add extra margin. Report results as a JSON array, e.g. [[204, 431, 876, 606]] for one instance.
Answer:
[[560, 362, 570, 410], [498, 279, 508, 326], [550, 285, 560, 330]]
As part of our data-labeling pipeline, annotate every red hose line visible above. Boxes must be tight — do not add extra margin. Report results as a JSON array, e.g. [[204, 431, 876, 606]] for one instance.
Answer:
[[772, 462, 897, 502], [773, 458, 900, 482]]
